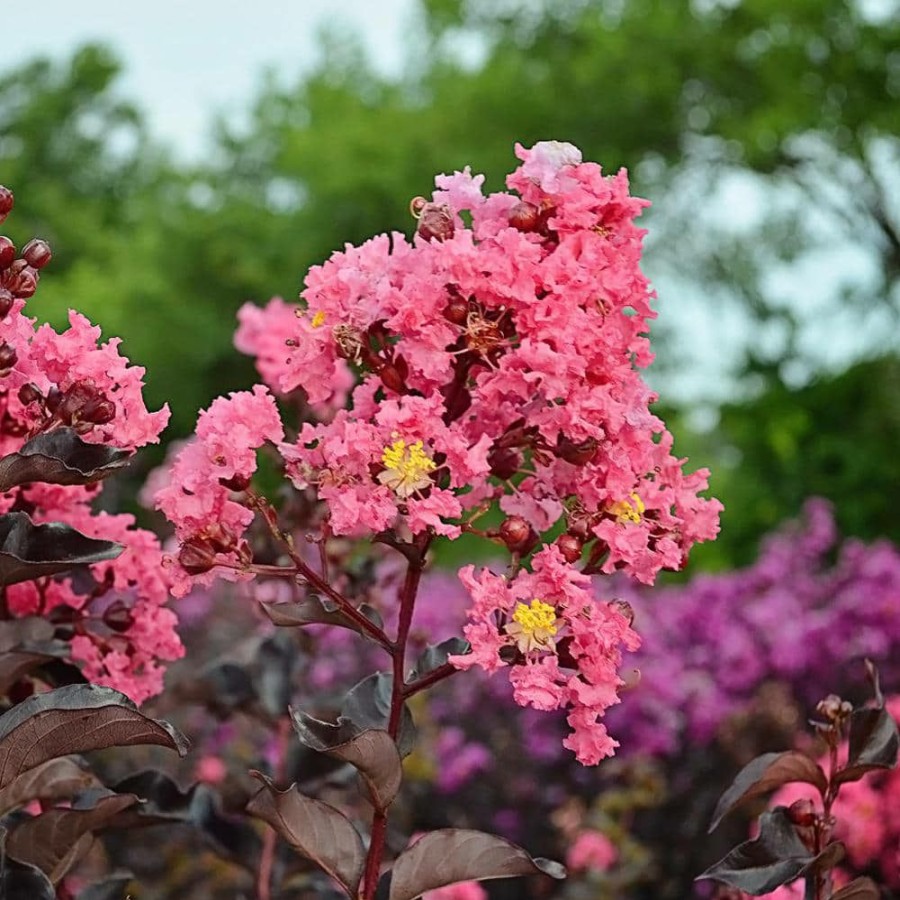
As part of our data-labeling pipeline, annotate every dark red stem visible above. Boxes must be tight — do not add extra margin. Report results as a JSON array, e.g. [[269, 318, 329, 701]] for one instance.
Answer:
[[257, 716, 292, 900], [361, 536, 431, 900]]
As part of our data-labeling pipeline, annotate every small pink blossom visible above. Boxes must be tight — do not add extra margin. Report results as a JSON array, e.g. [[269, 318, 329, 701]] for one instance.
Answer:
[[566, 829, 618, 873]]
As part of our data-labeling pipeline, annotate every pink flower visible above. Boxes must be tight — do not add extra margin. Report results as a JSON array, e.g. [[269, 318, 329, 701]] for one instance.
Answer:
[[450, 546, 640, 764], [422, 882, 487, 899], [566, 829, 618, 873]]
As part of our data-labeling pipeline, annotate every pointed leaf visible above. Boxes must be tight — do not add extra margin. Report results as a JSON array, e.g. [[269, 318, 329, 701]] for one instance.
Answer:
[[109, 770, 201, 827], [76, 871, 134, 900], [262, 596, 383, 635], [698, 807, 832, 894], [387, 828, 565, 900], [834, 705, 899, 785], [6, 792, 138, 882], [290, 710, 403, 811], [0, 428, 131, 492], [0, 757, 101, 817], [709, 752, 827, 832], [0, 513, 122, 586], [246, 772, 366, 898], [408, 638, 470, 683], [0, 852, 55, 900], [832, 877, 881, 900], [0, 684, 189, 788], [341, 673, 417, 757], [190, 785, 262, 871], [0, 618, 72, 694]]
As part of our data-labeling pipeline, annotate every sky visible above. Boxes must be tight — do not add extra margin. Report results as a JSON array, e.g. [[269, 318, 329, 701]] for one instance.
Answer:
[[4, 0, 417, 160]]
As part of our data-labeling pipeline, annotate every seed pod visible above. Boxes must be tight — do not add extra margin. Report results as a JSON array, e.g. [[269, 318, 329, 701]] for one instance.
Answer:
[[179, 540, 219, 575], [443, 297, 469, 325], [0, 341, 17, 374], [0, 287, 14, 318]]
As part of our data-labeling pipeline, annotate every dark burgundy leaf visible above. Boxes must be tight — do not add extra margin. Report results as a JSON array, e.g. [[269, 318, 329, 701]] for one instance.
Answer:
[[698, 807, 838, 894], [832, 877, 881, 899], [0, 428, 131, 492], [76, 871, 134, 900], [0, 512, 122, 586], [262, 595, 383, 635], [290, 710, 402, 811], [709, 752, 828, 832], [834, 706, 899, 785], [109, 770, 201, 827], [0, 848, 55, 900], [0, 684, 189, 788], [408, 638, 470, 682], [341, 673, 417, 757], [179, 661, 257, 716], [256, 632, 300, 717], [387, 828, 566, 900], [6, 792, 138, 883], [189, 785, 262, 871], [0, 757, 101, 817], [246, 772, 366, 898], [0, 618, 71, 694]]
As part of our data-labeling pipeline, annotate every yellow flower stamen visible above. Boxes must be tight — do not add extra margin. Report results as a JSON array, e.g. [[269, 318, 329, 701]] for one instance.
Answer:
[[505, 599, 560, 654], [608, 492, 645, 524], [377, 437, 437, 498], [310, 310, 326, 328]]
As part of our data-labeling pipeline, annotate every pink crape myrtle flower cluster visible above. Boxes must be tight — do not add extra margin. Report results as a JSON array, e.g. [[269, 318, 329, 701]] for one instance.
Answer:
[[0, 218, 179, 703], [156, 142, 721, 762]]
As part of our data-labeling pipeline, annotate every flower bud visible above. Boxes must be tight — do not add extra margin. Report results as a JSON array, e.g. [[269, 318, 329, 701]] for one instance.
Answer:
[[508, 200, 540, 232], [219, 473, 251, 492], [816, 693, 850, 722], [556, 533, 583, 563], [380, 362, 405, 393], [488, 444, 521, 480], [2, 261, 38, 299], [22, 238, 52, 269], [0, 186, 13, 222], [179, 540, 219, 575], [103, 600, 135, 633], [0, 236, 16, 270], [499, 515, 538, 554], [609, 599, 635, 626], [0, 342, 17, 375], [416, 202, 454, 242], [556, 435, 598, 466], [443, 297, 469, 325], [787, 798, 817, 828], [0, 287, 14, 318], [18, 382, 42, 405], [409, 196, 427, 218]]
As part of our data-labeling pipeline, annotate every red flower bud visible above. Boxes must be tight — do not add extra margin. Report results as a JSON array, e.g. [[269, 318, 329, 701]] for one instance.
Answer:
[[2, 260, 38, 298], [219, 473, 251, 492], [22, 238, 52, 270], [500, 516, 538, 554], [0, 287, 14, 318], [179, 540, 219, 575], [508, 201, 540, 232], [0, 186, 13, 222], [556, 533, 583, 563], [488, 444, 521, 480], [0, 236, 16, 270], [417, 202, 454, 242], [555, 434, 598, 466], [787, 798, 817, 828], [0, 342, 17, 374], [443, 297, 469, 325], [380, 362, 405, 393], [18, 382, 42, 405], [103, 600, 135, 633]]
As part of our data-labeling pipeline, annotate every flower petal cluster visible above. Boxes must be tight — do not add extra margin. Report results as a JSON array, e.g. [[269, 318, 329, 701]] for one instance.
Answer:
[[0, 216, 177, 702], [154, 385, 284, 596], [234, 142, 720, 577], [450, 546, 640, 765]]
